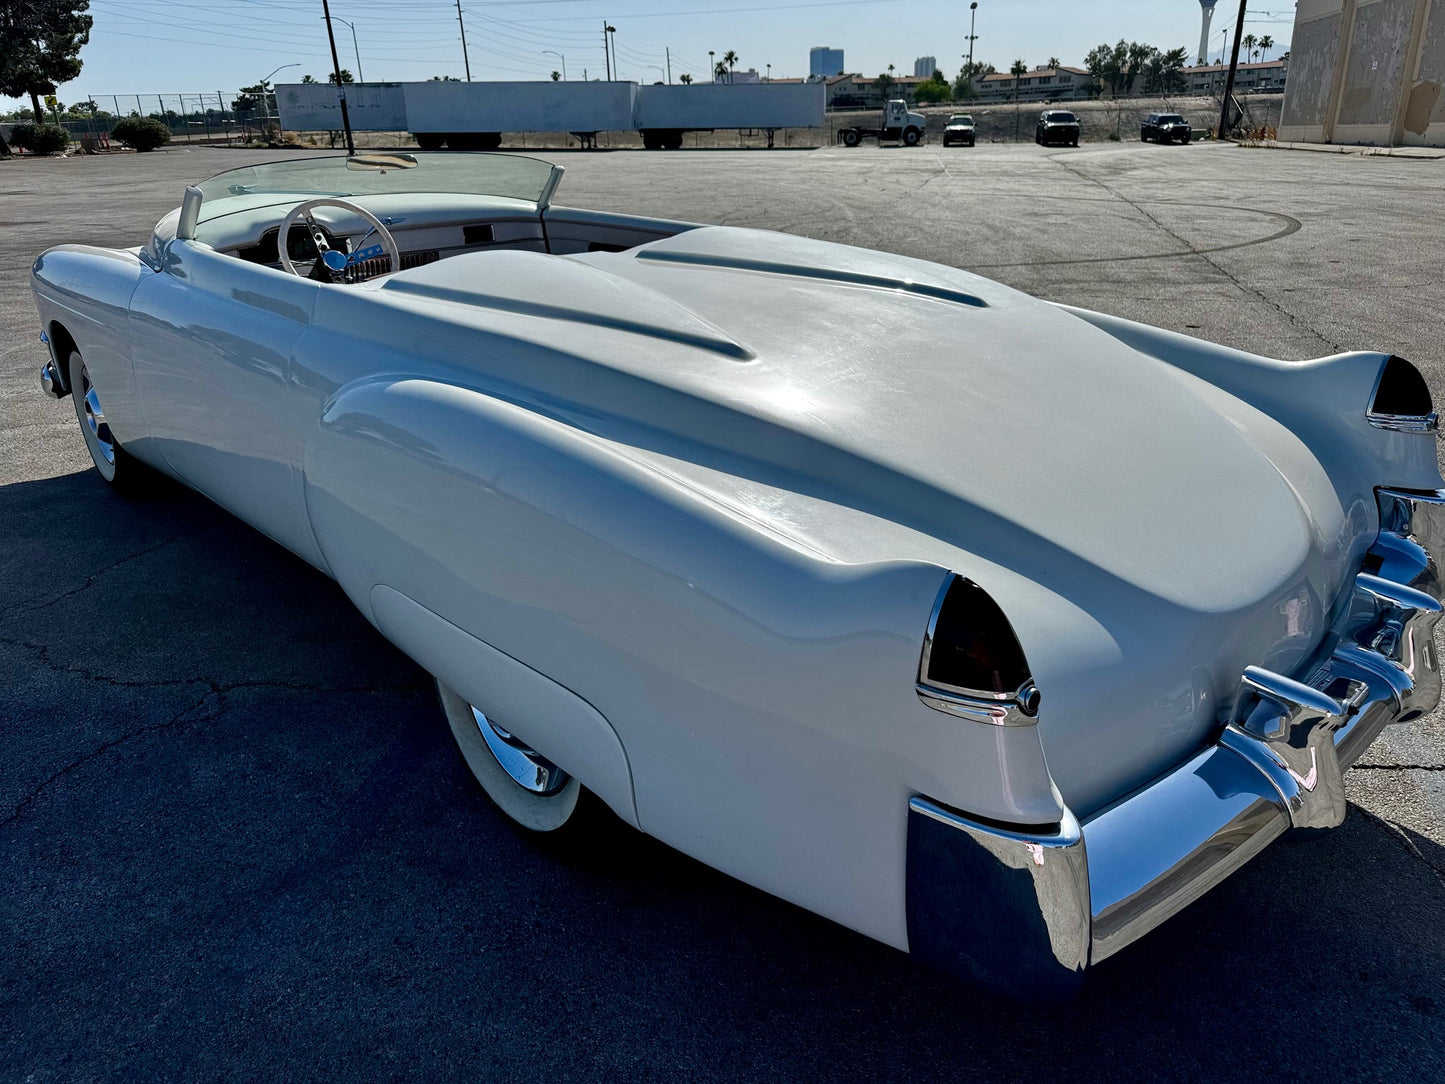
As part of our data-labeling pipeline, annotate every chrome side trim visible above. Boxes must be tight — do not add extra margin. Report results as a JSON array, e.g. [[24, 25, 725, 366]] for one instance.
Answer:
[[906, 797, 1089, 999], [915, 683, 1040, 726], [1367, 410, 1439, 433]]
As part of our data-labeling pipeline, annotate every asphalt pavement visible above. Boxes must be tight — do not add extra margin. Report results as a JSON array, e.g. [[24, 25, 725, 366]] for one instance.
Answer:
[[2, 141, 1443, 1081]]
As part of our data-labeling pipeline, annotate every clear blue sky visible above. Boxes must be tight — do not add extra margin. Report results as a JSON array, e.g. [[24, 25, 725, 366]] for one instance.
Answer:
[[7, 0, 1296, 109]]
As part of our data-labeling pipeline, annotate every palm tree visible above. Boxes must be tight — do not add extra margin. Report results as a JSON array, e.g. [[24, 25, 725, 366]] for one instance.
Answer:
[[723, 49, 739, 83], [1011, 58, 1027, 140], [1258, 34, 1274, 61], [714, 61, 728, 83], [1242, 33, 1258, 64], [1047, 56, 1061, 70], [679, 73, 693, 85]]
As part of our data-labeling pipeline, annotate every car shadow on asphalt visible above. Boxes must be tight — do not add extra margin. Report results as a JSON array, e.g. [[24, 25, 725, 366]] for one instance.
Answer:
[[2, 469, 1443, 1080]]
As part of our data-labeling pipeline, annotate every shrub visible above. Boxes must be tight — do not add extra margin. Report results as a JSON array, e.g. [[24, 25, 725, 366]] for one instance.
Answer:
[[10, 123, 71, 155], [111, 116, 171, 152]]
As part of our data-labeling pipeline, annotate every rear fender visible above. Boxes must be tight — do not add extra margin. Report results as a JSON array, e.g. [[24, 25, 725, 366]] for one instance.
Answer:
[[302, 375, 1067, 947], [1057, 304, 1445, 499]]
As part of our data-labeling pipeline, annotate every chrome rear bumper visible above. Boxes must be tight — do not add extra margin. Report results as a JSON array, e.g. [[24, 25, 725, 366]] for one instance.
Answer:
[[906, 487, 1445, 999]]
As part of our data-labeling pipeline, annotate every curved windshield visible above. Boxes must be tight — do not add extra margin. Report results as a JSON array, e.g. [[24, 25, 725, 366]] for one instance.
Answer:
[[949, 115, 973, 124], [193, 152, 561, 224], [1047, 112, 1078, 123], [1157, 114, 1186, 124]]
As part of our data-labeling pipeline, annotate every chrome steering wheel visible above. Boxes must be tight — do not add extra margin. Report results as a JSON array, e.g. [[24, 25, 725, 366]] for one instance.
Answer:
[[278, 197, 400, 282]]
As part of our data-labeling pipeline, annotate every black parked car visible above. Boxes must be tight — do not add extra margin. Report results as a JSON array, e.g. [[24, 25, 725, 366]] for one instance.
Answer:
[[1141, 113, 1191, 143], [1035, 110, 1080, 147]]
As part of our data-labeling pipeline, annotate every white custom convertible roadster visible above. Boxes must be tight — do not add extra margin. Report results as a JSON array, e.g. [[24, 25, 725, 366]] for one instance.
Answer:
[[32, 152, 1445, 998]]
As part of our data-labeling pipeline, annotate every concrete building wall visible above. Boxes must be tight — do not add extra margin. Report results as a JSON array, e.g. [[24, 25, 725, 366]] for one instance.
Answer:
[[1404, 0, 1445, 142], [1280, 0, 1444, 145]]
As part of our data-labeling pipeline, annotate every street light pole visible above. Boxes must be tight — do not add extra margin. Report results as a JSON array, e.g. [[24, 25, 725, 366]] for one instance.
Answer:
[[333, 17, 363, 83], [259, 62, 299, 140], [319, 0, 355, 154], [542, 50, 567, 80], [709, 50, 715, 83], [666, 47, 672, 84], [966, 2, 978, 91]]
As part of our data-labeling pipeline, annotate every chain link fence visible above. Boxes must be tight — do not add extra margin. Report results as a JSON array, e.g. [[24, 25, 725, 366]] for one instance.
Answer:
[[41, 92, 276, 148]]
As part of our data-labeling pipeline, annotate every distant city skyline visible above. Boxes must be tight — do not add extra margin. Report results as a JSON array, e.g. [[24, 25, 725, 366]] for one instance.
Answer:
[[5, 1, 1293, 109]]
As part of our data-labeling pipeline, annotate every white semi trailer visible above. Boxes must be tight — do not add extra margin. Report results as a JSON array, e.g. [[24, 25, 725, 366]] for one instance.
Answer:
[[276, 80, 825, 149]]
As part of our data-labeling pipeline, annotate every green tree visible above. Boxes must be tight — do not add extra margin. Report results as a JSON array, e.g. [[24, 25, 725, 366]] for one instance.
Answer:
[[429, 75, 461, 82], [0, 0, 93, 123], [232, 81, 276, 133], [1086, 40, 1156, 97], [327, 69, 354, 85], [550, 70, 561, 81], [913, 70, 952, 104], [875, 70, 896, 99], [723, 49, 738, 83], [1047, 57, 1062, 70], [679, 73, 693, 84], [1143, 47, 1189, 94], [301, 74, 318, 84], [1010, 57, 1027, 99], [954, 60, 994, 99], [1258, 34, 1274, 60], [1242, 33, 1258, 63], [714, 61, 727, 82]]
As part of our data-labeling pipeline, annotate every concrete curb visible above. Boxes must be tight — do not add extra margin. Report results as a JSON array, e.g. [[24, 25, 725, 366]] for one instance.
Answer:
[[1256, 139, 1445, 160]]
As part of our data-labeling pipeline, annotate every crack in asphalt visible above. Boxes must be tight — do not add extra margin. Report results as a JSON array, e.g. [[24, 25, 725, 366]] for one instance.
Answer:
[[0, 677, 427, 832], [0, 686, 217, 832], [1355, 764, 1445, 771], [1358, 806, 1445, 895], [0, 522, 218, 624], [1042, 152, 1343, 352]]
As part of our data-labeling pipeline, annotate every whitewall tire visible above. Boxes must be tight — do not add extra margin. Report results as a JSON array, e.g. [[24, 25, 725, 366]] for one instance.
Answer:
[[437, 681, 583, 833]]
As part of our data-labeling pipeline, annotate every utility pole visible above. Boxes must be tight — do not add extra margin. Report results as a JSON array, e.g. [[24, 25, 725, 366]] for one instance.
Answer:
[[457, 0, 472, 80], [1217, 1, 1247, 139], [603, 21, 614, 81], [320, 0, 354, 154], [666, 47, 672, 84]]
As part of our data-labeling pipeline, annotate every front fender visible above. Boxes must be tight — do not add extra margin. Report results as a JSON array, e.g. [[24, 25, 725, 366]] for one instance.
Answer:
[[31, 245, 150, 450]]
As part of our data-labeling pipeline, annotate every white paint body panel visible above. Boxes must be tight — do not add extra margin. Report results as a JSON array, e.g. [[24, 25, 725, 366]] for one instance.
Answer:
[[29, 177, 1443, 955]]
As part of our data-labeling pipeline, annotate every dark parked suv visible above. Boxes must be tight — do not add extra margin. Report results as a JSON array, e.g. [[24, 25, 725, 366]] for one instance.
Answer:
[[1141, 113, 1191, 143], [1035, 110, 1080, 147]]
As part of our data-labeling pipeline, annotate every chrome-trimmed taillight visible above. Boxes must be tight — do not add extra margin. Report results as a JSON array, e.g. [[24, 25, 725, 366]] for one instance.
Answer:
[[1367, 355, 1437, 433], [917, 573, 1040, 726]]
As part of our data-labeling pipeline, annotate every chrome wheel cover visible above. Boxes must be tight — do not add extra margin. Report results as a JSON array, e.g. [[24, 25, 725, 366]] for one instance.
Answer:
[[79, 366, 115, 466], [471, 706, 571, 796]]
